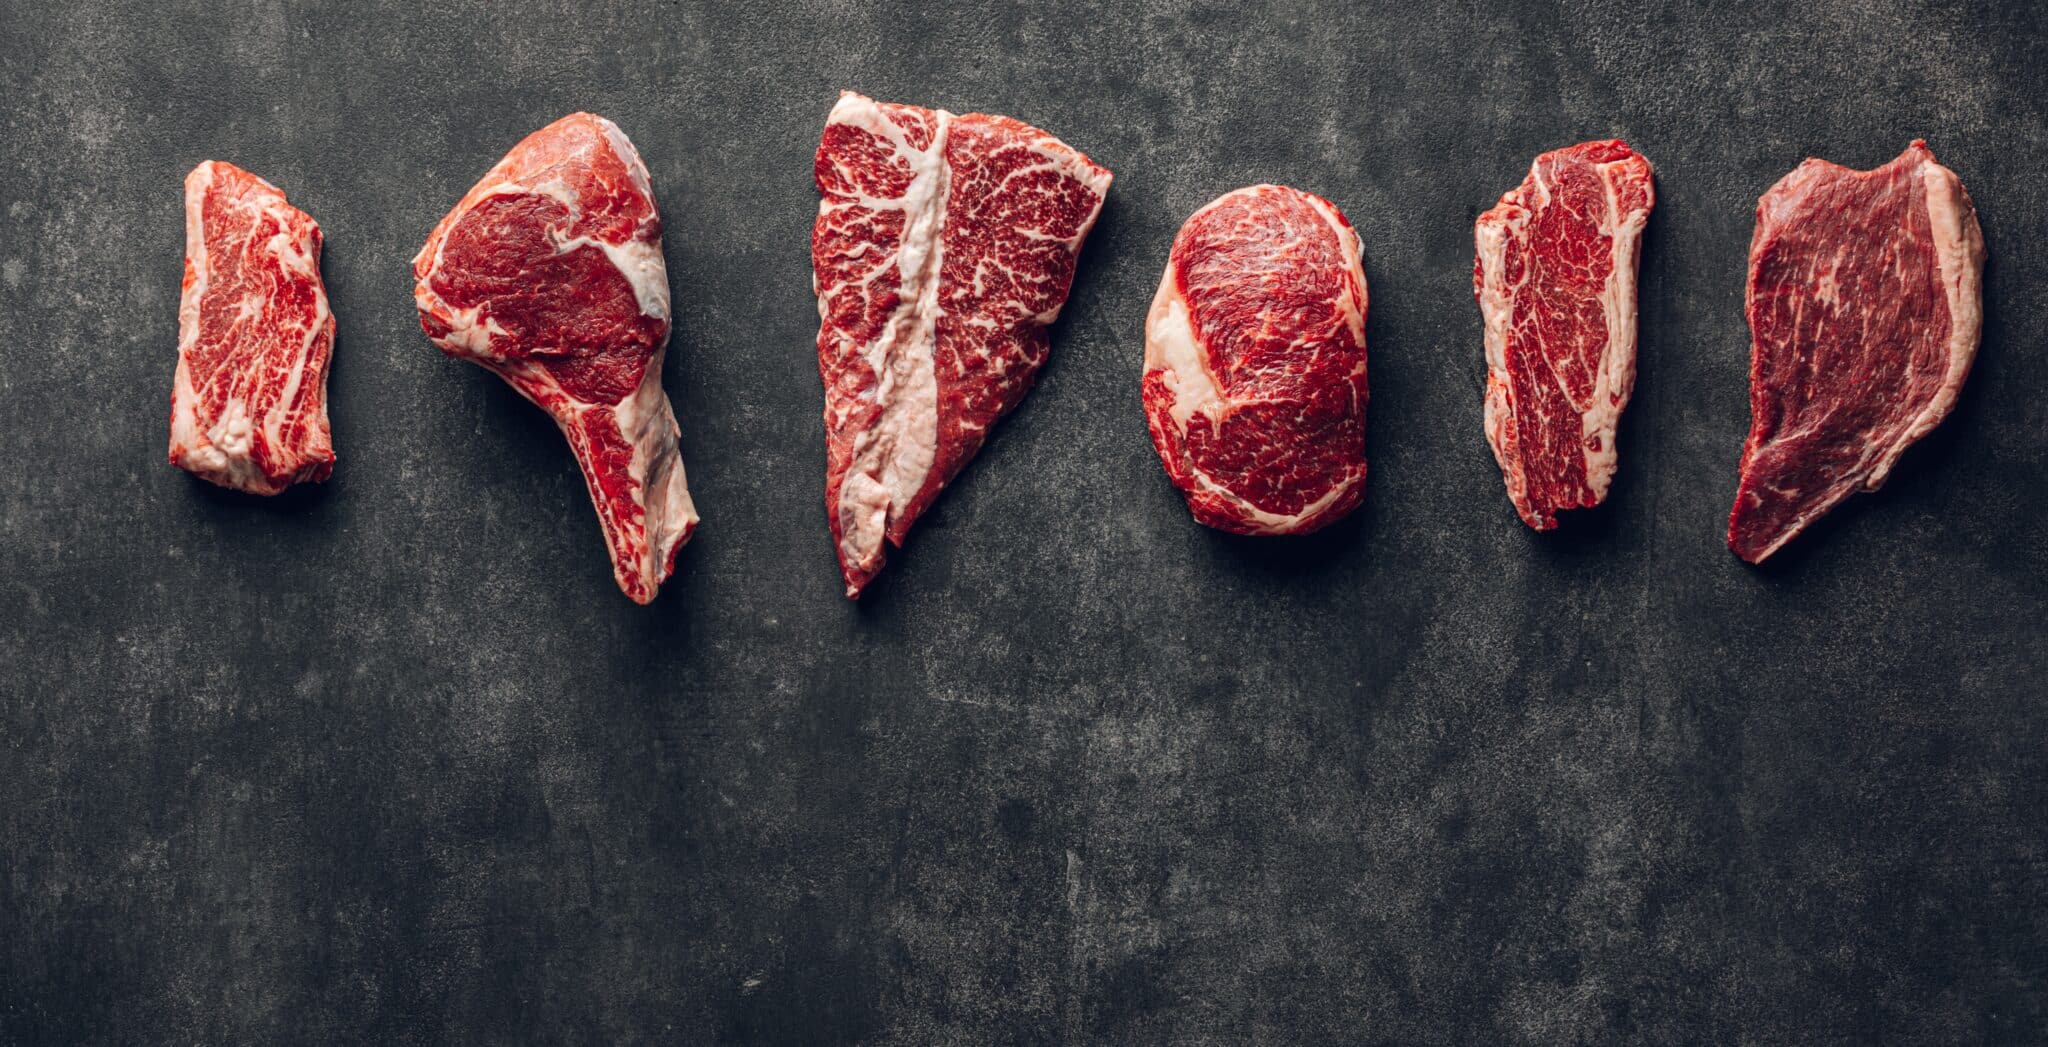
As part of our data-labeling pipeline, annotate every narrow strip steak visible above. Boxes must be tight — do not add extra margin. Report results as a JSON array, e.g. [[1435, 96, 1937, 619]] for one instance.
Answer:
[[170, 161, 336, 495], [1728, 140, 1984, 564], [812, 91, 1112, 598], [1473, 140, 1655, 530], [414, 113, 698, 603], [1143, 184, 1370, 536]]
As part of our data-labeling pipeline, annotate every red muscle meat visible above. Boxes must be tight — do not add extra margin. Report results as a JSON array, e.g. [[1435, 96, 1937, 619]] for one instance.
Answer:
[[813, 91, 1113, 598], [1728, 140, 1984, 563], [1143, 184, 1370, 536], [1473, 140, 1655, 530], [170, 161, 336, 495], [414, 113, 698, 603]]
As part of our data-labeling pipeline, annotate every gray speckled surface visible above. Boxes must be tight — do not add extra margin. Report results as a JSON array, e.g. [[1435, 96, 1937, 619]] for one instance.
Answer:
[[3, 1, 2046, 1043]]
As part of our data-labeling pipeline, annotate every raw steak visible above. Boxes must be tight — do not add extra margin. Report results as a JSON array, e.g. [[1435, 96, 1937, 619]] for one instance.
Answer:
[[1143, 184, 1369, 535], [414, 113, 697, 603], [813, 91, 1112, 598], [1473, 139, 1655, 530], [170, 161, 335, 495], [1728, 140, 1984, 563]]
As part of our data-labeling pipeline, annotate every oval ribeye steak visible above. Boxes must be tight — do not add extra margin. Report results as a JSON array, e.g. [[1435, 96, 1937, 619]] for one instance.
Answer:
[[414, 113, 698, 603], [170, 161, 336, 495], [812, 91, 1113, 599], [1142, 184, 1369, 536], [1728, 140, 1985, 564], [1473, 140, 1655, 530]]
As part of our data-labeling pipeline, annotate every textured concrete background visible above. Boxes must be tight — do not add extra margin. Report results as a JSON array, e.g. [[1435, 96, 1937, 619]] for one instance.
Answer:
[[3, 0, 2045, 1043]]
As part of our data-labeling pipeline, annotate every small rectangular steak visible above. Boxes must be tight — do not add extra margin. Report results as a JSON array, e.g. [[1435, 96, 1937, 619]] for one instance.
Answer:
[[170, 161, 336, 495], [813, 91, 1112, 598], [1728, 140, 1985, 563], [414, 114, 697, 603], [1474, 140, 1655, 530]]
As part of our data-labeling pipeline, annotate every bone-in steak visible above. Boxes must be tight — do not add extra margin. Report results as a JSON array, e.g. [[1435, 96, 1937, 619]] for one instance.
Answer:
[[1728, 140, 1984, 563], [1473, 140, 1655, 530], [1143, 184, 1370, 535], [812, 91, 1112, 598], [170, 161, 336, 495], [414, 113, 698, 603]]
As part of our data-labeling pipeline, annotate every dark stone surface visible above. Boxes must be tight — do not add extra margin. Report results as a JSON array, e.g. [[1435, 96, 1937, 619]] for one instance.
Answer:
[[3, 1, 2045, 1042]]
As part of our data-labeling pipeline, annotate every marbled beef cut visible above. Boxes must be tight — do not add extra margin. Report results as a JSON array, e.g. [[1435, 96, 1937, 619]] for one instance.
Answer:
[[812, 92, 1112, 598], [1728, 140, 1984, 563], [1474, 140, 1655, 530], [170, 162, 336, 495], [414, 114, 697, 604], [1143, 184, 1370, 536]]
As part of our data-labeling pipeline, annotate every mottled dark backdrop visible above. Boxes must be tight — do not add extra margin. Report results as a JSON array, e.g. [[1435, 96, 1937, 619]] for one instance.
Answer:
[[2, 1, 2044, 1043]]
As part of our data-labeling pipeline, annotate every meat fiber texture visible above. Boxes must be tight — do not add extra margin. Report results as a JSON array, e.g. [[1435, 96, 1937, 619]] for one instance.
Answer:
[[1473, 140, 1654, 530], [1728, 140, 1984, 564], [1143, 184, 1370, 536], [414, 113, 698, 604], [170, 161, 336, 495], [812, 91, 1113, 599]]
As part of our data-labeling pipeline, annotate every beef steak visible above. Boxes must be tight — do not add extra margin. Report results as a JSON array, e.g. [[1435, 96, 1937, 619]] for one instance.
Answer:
[[1474, 140, 1655, 530], [812, 91, 1112, 598], [1143, 184, 1370, 536], [1728, 140, 1984, 563], [414, 113, 698, 603], [170, 161, 336, 495]]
